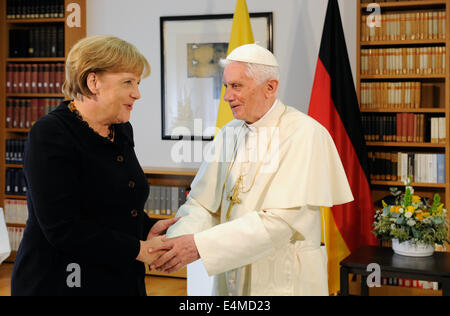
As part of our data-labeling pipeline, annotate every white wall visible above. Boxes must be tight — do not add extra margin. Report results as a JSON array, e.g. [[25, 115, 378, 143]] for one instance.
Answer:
[[86, 0, 357, 169]]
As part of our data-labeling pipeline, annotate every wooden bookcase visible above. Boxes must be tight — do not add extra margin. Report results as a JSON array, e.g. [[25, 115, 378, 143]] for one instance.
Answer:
[[0, 0, 86, 262], [358, 0, 449, 206], [143, 168, 198, 279], [356, 0, 449, 295]]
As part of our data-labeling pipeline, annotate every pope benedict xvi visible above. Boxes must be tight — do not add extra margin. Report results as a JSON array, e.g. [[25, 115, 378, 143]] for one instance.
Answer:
[[150, 44, 354, 296]]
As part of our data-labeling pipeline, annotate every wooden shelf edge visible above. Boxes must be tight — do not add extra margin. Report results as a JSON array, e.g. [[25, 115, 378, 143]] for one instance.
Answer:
[[366, 141, 446, 148], [7, 57, 65, 62], [371, 180, 447, 189], [4, 195, 27, 200], [148, 214, 174, 220], [361, 39, 447, 46], [361, 108, 445, 113], [7, 18, 65, 24], [361, 74, 446, 80], [5, 164, 23, 169], [6, 94, 65, 98], [143, 167, 198, 177], [6, 223, 26, 228], [361, 0, 447, 9], [5, 128, 30, 133]]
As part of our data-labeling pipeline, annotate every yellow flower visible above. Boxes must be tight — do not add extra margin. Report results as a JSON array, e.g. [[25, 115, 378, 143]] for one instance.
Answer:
[[423, 212, 431, 218], [434, 204, 444, 216], [412, 195, 421, 204], [390, 206, 401, 214], [406, 206, 417, 214]]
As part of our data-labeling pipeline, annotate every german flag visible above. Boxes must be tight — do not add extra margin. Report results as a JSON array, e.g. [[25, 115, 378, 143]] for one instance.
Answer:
[[308, 0, 378, 295]]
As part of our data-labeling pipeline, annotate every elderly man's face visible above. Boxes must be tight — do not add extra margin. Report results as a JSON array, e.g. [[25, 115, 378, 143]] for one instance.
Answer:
[[223, 62, 267, 124]]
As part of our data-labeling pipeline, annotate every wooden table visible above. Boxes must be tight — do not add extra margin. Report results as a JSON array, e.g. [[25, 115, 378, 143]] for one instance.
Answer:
[[340, 246, 450, 296]]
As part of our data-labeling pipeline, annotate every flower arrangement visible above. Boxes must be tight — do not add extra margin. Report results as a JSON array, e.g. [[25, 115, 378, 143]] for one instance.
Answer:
[[373, 177, 449, 247]]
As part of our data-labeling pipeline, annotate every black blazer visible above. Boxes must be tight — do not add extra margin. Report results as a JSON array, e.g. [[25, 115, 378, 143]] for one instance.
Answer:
[[11, 101, 155, 296]]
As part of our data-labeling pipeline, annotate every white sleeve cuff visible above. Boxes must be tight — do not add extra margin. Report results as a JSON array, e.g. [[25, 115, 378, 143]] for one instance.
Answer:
[[166, 198, 218, 238], [194, 212, 276, 276]]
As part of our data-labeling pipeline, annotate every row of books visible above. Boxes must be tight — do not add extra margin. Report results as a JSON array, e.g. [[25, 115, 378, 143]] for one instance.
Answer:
[[6, 63, 65, 94], [362, 114, 446, 143], [6, 98, 62, 129], [6, 0, 65, 19], [380, 278, 439, 291], [6, 227, 24, 252], [5, 169, 27, 196], [360, 47, 446, 76], [10, 27, 64, 58], [430, 117, 447, 144], [4, 200, 28, 225], [144, 186, 190, 217], [360, 82, 421, 109], [361, 82, 444, 110], [361, 11, 446, 42], [368, 151, 446, 184], [5, 139, 26, 165], [361, 0, 433, 2]]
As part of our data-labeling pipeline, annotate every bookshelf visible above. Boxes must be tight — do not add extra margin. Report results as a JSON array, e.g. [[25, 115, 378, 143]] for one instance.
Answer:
[[0, 0, 86, 263], [357, 0, 449, 296], [143, 168, 198, 279], [358, 0, 449, 204]]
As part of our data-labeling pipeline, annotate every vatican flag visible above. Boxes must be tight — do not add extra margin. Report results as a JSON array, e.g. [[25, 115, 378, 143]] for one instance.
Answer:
[[215, 0, 255, 131]]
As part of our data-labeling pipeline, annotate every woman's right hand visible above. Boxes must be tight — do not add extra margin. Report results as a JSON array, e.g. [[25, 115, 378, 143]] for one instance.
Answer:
[[136, 237, 165, 265]]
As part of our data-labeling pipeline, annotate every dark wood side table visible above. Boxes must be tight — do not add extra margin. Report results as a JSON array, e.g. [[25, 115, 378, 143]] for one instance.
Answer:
[[340, 246, 450, 296]]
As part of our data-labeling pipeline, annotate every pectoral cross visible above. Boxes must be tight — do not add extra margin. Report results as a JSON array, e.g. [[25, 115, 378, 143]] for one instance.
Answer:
[[226, 176, 243, 220]]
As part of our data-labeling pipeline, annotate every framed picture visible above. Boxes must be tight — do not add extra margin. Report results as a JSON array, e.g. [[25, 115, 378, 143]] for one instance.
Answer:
[[160, 12, 273, 140]]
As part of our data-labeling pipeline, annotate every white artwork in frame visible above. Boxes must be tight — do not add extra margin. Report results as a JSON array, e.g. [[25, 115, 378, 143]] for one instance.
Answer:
[[161, 13, 273, 140]]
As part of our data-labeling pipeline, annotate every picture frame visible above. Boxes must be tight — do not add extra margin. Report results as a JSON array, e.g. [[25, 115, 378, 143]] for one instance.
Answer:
[[160, 12, 273, 140]]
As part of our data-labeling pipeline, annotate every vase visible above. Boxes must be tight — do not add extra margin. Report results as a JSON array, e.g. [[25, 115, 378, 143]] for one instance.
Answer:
[[392, 239, 434, 257]]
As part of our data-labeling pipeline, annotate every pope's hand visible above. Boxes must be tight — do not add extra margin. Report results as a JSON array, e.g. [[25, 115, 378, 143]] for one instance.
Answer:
[[149, 234, 199, 274], [147, 217, 180, 240]]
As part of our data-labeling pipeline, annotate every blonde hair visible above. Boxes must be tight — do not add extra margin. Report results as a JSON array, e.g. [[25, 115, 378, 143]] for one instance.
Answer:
[[63, 35, 151, 100]]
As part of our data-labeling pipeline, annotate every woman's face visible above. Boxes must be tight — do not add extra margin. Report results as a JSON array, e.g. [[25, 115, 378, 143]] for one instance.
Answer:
[[93, 71, 142, 124]]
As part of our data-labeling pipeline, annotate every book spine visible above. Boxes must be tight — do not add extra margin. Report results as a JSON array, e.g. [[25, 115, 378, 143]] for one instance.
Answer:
[[437, 154, 445, 184]]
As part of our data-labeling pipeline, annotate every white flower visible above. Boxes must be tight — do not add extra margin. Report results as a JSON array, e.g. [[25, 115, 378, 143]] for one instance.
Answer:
[[399, 208, 404, 214], [391, 224, 396, 230], [422, 218, 432, 225], [405, 211, 413, 218], [407, 219, 416, 227]]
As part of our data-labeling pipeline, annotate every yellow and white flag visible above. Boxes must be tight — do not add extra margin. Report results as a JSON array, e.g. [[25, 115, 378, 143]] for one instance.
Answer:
[[215, 0, 255, 131]]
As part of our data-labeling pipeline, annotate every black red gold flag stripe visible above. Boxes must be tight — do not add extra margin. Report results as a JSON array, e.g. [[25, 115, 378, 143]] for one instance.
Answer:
[[308, 0, 378, 294]]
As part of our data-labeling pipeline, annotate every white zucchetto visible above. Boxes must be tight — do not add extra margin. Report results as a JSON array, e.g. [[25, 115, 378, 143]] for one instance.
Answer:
[[226, 44, 279, 67]]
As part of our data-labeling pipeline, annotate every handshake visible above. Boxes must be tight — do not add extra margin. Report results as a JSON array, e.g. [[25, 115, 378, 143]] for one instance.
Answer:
[[136, 217, 200, 274]]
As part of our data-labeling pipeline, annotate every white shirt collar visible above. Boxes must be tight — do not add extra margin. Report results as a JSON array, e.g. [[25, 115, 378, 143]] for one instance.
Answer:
[[245, 99, 279, 132]]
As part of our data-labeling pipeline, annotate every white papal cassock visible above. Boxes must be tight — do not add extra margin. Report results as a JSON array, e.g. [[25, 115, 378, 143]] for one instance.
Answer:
[[167, 100, 353, 296]]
